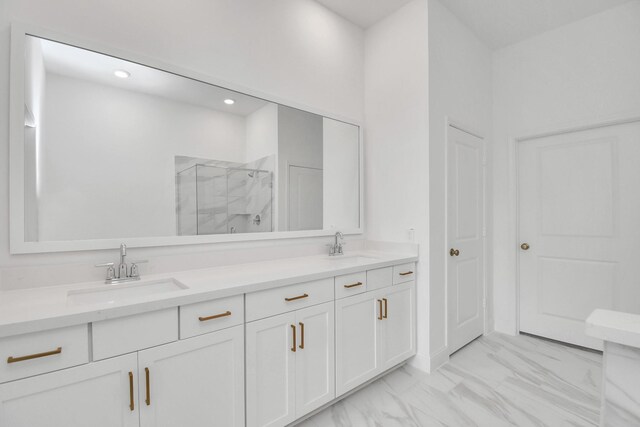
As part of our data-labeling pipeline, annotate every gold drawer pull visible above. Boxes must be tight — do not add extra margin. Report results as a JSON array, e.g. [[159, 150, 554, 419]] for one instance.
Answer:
[[377, 299, 383, 320], [285, 293, 308, 302], [7, 347, 62, 364], [291, 324, 297, 352], [199, 311, 232, 322], [399, 271, 414, 276], [383, 298, 388, 319], [299, 322, 305, 349], [145, 367, 151, 406], [344, 282, 363, 289], [129, 371, 135, 411]]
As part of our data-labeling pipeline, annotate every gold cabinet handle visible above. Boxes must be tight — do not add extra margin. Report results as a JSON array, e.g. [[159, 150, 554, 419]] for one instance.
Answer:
[[129, 371, 135, 411], [449, 248, 460, 257], [399, 271, 414, 276], [285, 293, 308, 302], [199, 311, 232, 322], [299, 322, 305, 349], [291, 324, 297, 352], [344, 282, 363, 289], [7, 347, 62, 363], [383, 298, 388, 319], [377, 299, 383, 320], [145, 367, 151, 406], [520, 243, 530, 251]]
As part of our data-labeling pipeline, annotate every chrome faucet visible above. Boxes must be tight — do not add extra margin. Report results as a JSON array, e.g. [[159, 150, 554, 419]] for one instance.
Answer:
[[328, 232, 345, 256], [95, 243, 147, 284]]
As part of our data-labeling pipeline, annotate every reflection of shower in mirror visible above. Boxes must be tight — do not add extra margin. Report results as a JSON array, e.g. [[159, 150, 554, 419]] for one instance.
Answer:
[[175, 155, 274, 236]]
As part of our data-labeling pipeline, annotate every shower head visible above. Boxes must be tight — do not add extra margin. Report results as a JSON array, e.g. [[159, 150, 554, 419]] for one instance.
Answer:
[[248, 171, 255, 178]]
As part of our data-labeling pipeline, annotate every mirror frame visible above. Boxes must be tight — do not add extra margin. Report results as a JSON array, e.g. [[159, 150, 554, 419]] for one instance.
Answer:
[[9, 23, 364, 254]]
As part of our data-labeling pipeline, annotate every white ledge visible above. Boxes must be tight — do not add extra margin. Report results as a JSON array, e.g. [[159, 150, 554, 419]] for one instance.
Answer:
[[0, 251, 417, 339], [586, 309, 640, 349]]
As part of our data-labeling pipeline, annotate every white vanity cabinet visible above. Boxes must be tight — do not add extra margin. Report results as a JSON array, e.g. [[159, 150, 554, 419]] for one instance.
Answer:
[[0, 353, 139, 427], [138, 325, 245, 427], [336, 280, 416, 396], [0, 257, 418, 427], [377, 281, 416, 371], [335, 291, 380, 395], [246, 301, 335, 427]]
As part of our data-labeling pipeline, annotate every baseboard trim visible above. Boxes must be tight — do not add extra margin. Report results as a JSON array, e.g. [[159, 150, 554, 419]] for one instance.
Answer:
[[407, 352, 429, 372], [428, 346, 450, 372]]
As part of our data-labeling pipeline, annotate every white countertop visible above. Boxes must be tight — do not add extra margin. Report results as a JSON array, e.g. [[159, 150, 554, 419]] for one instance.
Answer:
[[0, 251, 417, 339], [586, 309, 640, 349]]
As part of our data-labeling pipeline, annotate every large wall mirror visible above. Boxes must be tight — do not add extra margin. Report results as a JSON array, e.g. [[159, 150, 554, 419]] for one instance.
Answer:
[[10, 26, 362, 253]]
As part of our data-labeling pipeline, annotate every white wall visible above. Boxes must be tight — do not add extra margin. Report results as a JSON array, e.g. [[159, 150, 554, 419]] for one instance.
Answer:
[[492, 1, 640, 334], [38, 73, 246, 241], [427, 0, 492, 365], [0, 0, 364, 288], [364, 0, 430, 369]]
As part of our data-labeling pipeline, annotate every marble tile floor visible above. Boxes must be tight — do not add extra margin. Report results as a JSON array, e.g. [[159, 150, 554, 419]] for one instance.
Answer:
[[298, 333, 602, 427]]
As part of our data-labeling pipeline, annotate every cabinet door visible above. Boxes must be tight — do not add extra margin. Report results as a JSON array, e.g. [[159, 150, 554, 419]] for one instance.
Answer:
[[0, 353, 139, 427], [246, 312, 297, 427], [138, 325, 244, 427], [335, 291, 380, 396], [295, 302, 335, 418], [378, 282, 416, 370]]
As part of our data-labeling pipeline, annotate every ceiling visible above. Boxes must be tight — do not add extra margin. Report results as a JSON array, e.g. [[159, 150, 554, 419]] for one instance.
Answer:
[[314, 0, 414, 28], [38, 37, 269, 117], [441, 0, 629, 49], [440, 0, 632, 49], [315, 0, 631, 48]]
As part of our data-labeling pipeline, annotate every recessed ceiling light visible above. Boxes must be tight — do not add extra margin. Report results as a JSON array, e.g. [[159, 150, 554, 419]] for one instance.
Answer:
[[114, 70, 130, 79], [224, 99, 235, 105]]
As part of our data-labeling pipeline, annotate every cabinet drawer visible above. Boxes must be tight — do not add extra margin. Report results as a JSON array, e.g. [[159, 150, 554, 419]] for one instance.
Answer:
[[393, 263, 416, 284], [92, 308, 178, 361], [335, 272, 366, 299], [246, 278, 334, 322], [366, 267, 393, 291], [180, 295, 244, 339], [0, 324, 89, 383]]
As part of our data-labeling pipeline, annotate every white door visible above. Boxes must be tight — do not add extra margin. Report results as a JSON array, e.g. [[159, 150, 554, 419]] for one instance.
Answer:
[[519, 121, 640, 349], [295, 302, 335, 418], [246, 312, 297, 427], [447, 126, 485, 354], [335, 291, 380, 396], [138, 326, 244, 427], [288, 165, 323, 231], [378, 282, 416, 370], [0, 353, 139, 427]]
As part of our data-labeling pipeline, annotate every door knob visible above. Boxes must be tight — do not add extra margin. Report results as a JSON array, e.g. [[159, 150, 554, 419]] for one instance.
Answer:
[[449, 248, 460, 257], [520, 243, 530, 251]]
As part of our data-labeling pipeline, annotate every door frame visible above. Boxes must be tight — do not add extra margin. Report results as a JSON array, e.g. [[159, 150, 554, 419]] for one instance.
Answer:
[[444, 117, 488, 354], [510, 113, 640, 336]]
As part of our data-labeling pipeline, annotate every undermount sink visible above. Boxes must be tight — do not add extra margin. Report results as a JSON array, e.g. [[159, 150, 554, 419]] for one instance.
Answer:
[[67, 278, 189, 305]]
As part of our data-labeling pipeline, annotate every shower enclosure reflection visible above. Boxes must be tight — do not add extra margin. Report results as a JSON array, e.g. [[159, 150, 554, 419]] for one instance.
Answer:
[[176, 159, 273, 236]]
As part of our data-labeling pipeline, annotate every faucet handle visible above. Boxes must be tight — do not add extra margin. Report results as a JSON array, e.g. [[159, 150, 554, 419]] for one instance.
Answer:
[[95, 262, 115, 268], [129, 260, 148, 279], [95, 262, 116, 280]]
